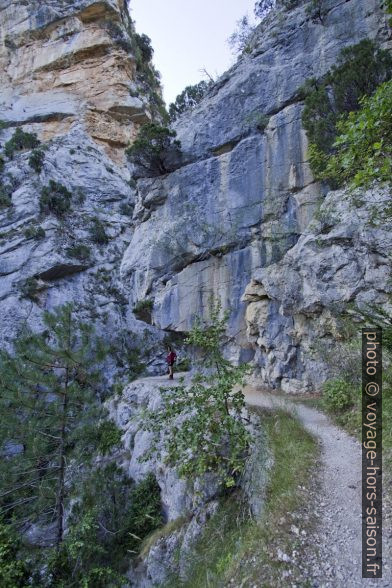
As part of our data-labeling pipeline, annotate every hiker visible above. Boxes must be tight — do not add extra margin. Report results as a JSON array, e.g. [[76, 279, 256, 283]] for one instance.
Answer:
[[166, 345, 177, 379]]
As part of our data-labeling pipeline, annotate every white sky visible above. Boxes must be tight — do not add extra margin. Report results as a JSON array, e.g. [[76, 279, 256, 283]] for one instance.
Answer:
[[129, 0, 257, 105]]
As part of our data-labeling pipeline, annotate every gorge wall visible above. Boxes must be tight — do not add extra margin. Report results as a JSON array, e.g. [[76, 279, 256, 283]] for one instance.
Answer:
[[0, 0, 391, 394]]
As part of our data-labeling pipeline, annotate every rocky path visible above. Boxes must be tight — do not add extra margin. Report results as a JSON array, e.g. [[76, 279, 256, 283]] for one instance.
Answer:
[[244, 386, 391, 587]]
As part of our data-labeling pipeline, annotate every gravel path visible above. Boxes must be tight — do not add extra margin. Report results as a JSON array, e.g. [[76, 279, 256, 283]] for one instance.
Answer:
[[244, 386, 391, 587]]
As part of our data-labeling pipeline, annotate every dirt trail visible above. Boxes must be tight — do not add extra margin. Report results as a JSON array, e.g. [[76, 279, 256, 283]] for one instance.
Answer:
[[244, 386, 391, 587]]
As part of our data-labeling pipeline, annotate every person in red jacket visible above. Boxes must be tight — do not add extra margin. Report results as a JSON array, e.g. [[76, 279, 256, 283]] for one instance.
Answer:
[[166, 345, 177, 379]]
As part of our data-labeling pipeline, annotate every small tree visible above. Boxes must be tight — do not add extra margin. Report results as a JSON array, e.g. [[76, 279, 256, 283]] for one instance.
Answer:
[[0, 304, 111, 550], [126, 122, 181, 176], [169, 80, 212, 122], [254, 0, 276, 19], [40, 180, 72, 217], [140, 302, 252, 487], [228, 15, 255, 55]]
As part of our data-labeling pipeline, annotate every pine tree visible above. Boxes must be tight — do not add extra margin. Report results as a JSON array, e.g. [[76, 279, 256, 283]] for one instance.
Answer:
[[0, 304, 108, 549]]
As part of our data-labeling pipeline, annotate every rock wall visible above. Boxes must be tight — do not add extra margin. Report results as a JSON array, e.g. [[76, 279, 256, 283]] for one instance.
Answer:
[[0, 0, 151, 164], [121, 0, 390, 381], [0, 0, 390, 391]]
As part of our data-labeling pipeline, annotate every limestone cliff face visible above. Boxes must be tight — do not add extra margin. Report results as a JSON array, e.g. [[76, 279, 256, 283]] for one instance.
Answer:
[[121, 0, 390, 386], [0, 0, 151, 164], [0, 0, 390, 395]]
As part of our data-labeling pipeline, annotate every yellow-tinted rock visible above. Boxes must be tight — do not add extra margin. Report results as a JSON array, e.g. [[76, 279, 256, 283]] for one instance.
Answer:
[[0, 0, 151, 165]]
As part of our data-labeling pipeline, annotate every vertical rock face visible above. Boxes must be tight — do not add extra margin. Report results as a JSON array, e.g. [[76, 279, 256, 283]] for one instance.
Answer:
[[0, 0, 390, 392], [121, 0, 390, 379], [0, 0, 151, 164]]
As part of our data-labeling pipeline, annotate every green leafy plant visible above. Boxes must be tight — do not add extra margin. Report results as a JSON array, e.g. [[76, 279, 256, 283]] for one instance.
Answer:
[[302, 40, 392, 179], [0, 304, 108, 549], [40, 180, 72, 216], [4, 128, 40, 159], [140, 301, 252, 487], [322, 378, 354, 412], [319, 80, 392, 188], [19, 276, 43, 301], [0, 186, 12, 209], [126, 123, 181, 176], [169, 80, 212, 122], [228, 15, 255, 55], [23, 225, 45, 240], [133, 298, 153, 323], [0, 520, 30, 587], [66, 243, 92, 261], [28, 148, 45, 173], [89, 218, 109, 245], [0, 155, 4, 174], [47, 467, 162, 587]]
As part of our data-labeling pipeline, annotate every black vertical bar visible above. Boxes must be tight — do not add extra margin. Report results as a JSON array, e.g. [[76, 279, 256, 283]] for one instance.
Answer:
[[362, 328, 382, 578]]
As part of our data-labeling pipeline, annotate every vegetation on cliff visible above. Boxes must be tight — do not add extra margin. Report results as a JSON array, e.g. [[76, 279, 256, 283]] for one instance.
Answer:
[[140, 302, 252, 487], [301, 40, 392, 183], [0, 305, 163, 586]]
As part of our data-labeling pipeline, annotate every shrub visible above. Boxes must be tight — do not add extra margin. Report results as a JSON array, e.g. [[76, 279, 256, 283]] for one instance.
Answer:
[[4, 127, 40, 158], [40, 180, 72, 216], [28, 148, 45, 173], [96, 421, 122, 455], [319, 80, 392, 188], [133, 298, 153, 323], [302, 40, 392, 179], [228, 15, 255, 55], [89, 218, 109, 244], [20, 277, 41, 301], [24, 225, 45, 240], [134, 33, 154, 62], [0, 155, 4, 174], [0, 520, 30, 587], [176, 357, 191, 372], [0, 187, 12, 209], [126, 123, 181, 176], [254, 0, 275, 19], [119, 202, 133, 216], [66, 243, 91, 261], [322, 378, 354, 412], [140, 301, 252, 487], [169, 80, 212, 122]]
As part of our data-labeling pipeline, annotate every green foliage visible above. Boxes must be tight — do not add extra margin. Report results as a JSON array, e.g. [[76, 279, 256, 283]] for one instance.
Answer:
[[4, 128, 40, 159], [48, 467, 162, 587], [254, 0, 275, 19], [19, 276, 42, 301], [302, 40, 392, 179], [305, 0, 327, 23], [140, 301, 252, 487], [23, 225, 45, 240], [169, 80, 212, 122], [40, 180, 72, 216], [319, 80, 392, 188], [134, 33, 154, 62], [0, 186, 12, 209], [0, 155, 4, 173], [176, 357, 191, 372], [66, 243, 91, 261], [322, 378, 354, 412], [0, 305, 108, 541], [89, 218, 109, 244], [126, 123, 180, 176], [0, 520, 29, 587], [133, 298, 153, 323], [95, 420, 122, 455], [119, 201, 133, 216], [228, 15, 255, 55], [28, 148, 45, 173]]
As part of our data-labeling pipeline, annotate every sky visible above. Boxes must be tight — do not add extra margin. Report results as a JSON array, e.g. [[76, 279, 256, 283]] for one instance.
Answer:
[[129, 0, 257, 106]]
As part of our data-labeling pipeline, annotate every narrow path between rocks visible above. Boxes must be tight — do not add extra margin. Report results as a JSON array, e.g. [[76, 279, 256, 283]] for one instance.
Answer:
[[244, 386, 391, 587]]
